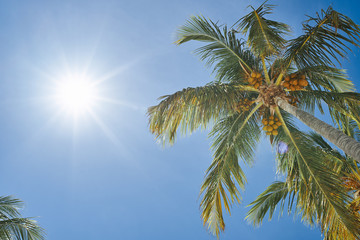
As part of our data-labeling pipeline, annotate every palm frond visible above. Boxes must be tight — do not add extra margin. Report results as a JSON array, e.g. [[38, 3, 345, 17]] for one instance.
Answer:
[[0, 218, 45, 240], [213, 49, 261, 83], [291, 90, 360, 120], [275, 110, 360, 238], [148, 83, 257, 144], [236, 2, 289, 57], [200, 105, 262, 236], [290, 90, 360, 134], [0, 196, 45, 240], [0, 196, 22, 219], [246, 181, 290, 225], [248, 131, 360, 239], [176, 16, 253, 75], [298, 65, 353, 92], [284, 6, 360, 69]]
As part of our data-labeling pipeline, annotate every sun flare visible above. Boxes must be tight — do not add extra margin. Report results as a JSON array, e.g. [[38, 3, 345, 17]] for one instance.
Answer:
[[55, 74, 98, 115]]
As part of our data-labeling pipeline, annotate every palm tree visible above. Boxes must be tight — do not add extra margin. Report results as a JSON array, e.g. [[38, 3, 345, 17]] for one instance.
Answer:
[[0, 196, 45, 240], [148, 2, 360, 237], [247, 130, 360, 240]]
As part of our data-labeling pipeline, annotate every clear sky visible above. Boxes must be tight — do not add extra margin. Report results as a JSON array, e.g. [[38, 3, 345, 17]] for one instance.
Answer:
[[0, 0, 359, 239]]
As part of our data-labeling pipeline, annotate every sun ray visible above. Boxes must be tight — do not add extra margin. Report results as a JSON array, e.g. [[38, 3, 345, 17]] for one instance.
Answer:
[[92, 58, 141, 85], [87, 108, 129, 156], [96, 97, 143, 111]]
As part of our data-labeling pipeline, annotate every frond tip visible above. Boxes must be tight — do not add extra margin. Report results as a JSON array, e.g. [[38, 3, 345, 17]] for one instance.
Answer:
[[236, 2, 290, 57], [285, 6, 360, 68]]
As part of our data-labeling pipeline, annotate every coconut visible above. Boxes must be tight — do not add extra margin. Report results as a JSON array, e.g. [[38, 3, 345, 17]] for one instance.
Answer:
[[299, 79, 308, 86], [256, 73, 261, 78], [251, 72, 257, 78], [272, 130, 278, 135], [290, 73, 297, 78]]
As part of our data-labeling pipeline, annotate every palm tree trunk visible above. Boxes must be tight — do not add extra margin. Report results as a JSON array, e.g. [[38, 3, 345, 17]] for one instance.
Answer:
[[276, 97, 360, 163]]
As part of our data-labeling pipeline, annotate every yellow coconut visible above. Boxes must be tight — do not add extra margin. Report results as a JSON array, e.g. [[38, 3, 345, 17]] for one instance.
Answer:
[[267, 126, 274, 131], [269, 120, 274, 125], [254, 83, 260, 89], [272, 130, 278, 135], [262, 119, 268, 125], [248, 77, 255, 82], [272, 124, 278, 130], [284, 76, 290, 81], [276, 121, 282, 126], [283, 82, 290, 88], [300, 74, 306, 80], [251, 72, 257, 78], [290, 86, 296, 91], [290, 73, 297, 78], [299, 79, 308, 86], [266, 131, 271, 135], [269, 116, 274, 120], [256, 73, 261, 78]]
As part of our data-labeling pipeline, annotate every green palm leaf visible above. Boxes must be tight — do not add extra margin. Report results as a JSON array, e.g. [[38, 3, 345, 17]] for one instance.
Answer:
[[0, 218, 45, 240], [246, 181, 290, 225], [0, 196, 22, 219], [236, 2, 289, 57], [248, 131, 360, 239], [176, 16, 253, 74], [148, 83, 257, 144], [201, 105, 262, 236], [275, 108, 360, 237], [298, 65, 353, 92], [0, 196, 45, 240], [284, 6, 360, 69]]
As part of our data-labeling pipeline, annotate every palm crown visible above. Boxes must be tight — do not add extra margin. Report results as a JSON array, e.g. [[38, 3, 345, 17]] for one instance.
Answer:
[[148, 2, 360, 237]]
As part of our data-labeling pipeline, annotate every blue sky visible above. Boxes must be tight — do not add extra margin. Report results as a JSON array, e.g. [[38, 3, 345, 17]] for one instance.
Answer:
[[0, 0, 359, 239]]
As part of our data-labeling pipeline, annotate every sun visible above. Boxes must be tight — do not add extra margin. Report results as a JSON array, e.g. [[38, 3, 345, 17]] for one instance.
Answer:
[[54, 74, 98, 116]]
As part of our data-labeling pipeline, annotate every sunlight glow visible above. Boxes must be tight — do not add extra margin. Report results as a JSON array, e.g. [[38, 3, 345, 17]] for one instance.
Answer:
[[55, 74, 98, 116]]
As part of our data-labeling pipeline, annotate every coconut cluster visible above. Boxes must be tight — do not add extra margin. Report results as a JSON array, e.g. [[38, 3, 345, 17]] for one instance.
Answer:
[[262, 115, 282, 136], [283, 73, 308, 91], [247, 72, 263, 89], [235, 98, 253, 112]]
